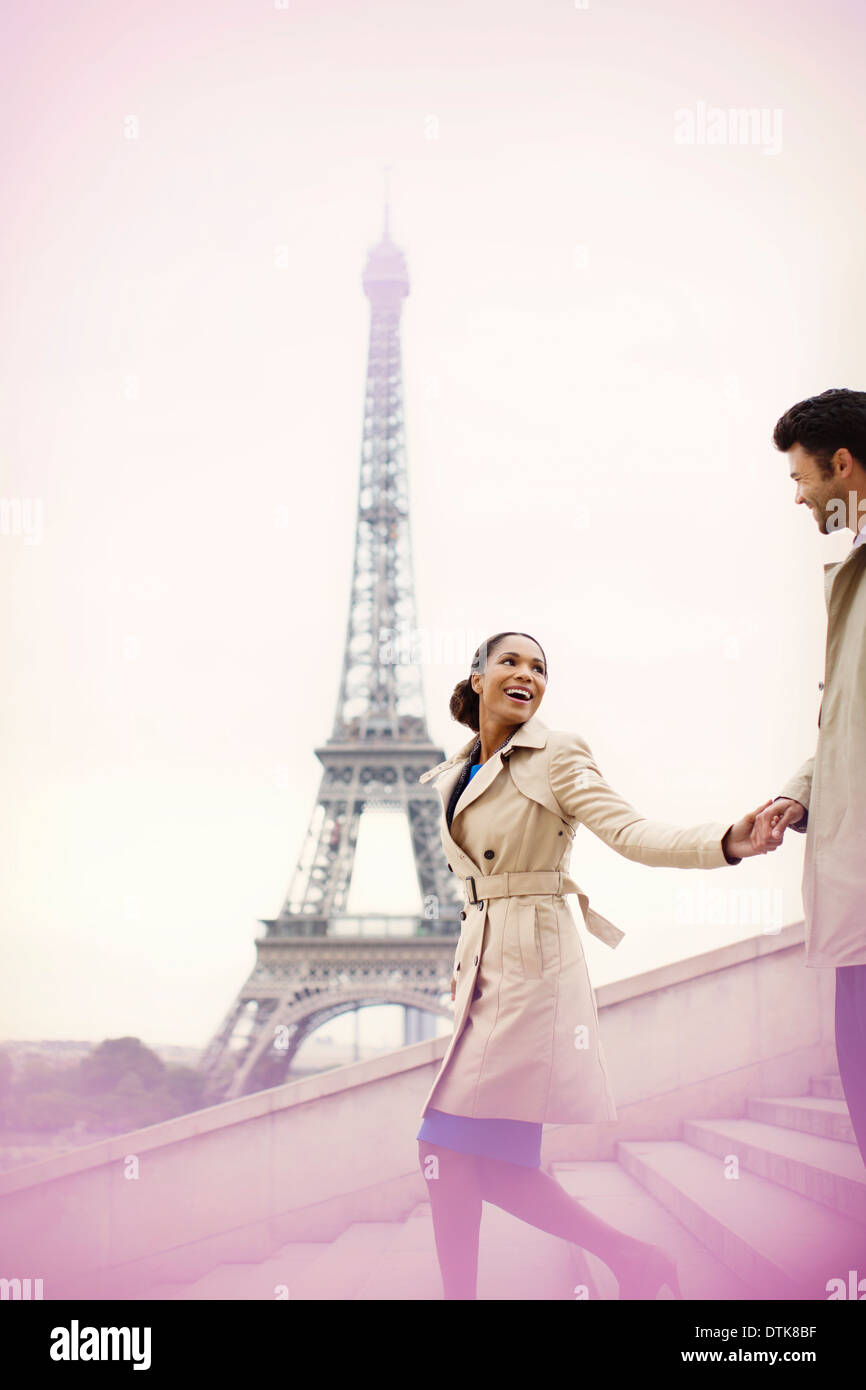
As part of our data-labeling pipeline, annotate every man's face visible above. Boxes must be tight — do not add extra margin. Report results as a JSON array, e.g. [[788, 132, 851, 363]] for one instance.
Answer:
[[788, 443, 842, 534]]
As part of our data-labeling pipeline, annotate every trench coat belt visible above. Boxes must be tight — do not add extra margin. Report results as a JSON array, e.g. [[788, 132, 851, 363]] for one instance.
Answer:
[[460, 869, 625, 950]]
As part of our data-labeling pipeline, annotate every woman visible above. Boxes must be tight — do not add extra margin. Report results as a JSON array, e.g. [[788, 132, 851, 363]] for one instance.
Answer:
[[415, 629, 779, 1301]]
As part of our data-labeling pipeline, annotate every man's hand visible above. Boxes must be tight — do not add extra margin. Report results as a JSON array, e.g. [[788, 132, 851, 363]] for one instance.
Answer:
[[750, 797, 806, 851], [723, 799, 787, 859]]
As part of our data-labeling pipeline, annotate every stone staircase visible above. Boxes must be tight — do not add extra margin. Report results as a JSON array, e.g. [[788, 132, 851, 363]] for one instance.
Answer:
[[138, 1201, 579, 1301], [137, 1074, 866, 1301], [604, 1072, 866, 1300]]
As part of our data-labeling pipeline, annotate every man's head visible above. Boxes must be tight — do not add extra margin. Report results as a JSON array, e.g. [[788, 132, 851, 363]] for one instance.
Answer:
[[773, 388, 866, 535]]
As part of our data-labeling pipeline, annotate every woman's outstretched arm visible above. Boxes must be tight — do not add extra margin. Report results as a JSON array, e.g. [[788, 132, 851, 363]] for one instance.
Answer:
[[547, 731, 776, 868]]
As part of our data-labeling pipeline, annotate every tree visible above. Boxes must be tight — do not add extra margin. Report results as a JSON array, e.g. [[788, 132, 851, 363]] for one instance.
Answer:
[[78, 1038, 165, 1095]]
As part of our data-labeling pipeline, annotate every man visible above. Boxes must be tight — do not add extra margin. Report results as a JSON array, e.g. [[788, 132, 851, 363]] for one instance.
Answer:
[[753, 387, 866, 1163]]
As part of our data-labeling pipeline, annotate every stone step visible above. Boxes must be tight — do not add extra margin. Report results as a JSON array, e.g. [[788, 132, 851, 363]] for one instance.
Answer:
[[551, 1160, 755, 1300], [272, 1220, 404, 1300], [141, 1196, 582, 1302], [618, 1139, 866, 1299], [477, 1197, 578, 1300], [811, 1074, 844, 1101], [142, 1242, 329, 1300], [747, 1095, 855, 1144], [354, 1199, 578, 1300], [683, 1117, 866, 1222], [143, 1224, 398, 1302], [352, 1204, 444, 1300]]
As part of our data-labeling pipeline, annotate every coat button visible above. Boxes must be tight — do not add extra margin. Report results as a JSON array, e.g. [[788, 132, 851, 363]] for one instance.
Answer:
[[474, 955, 479, 965], [447, 863, 453, 872], [456, 962, 460, 971], [460, 910, 466, 920], [484, 849, 494, 860], [818, 682, 824, 691]]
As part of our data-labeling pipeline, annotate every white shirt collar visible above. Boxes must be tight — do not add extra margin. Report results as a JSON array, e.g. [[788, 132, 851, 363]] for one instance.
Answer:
[[854, 526, 866, 549]]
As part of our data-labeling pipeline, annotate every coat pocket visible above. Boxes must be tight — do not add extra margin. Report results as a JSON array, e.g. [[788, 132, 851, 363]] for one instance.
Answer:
[[517, 901, 543, 980]]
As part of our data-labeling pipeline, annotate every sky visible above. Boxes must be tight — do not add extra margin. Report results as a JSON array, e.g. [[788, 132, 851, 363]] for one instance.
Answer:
[[2, 0, 865, 1056]]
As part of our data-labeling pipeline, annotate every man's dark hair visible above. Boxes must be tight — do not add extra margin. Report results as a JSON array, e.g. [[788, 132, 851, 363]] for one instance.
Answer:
[[773, 388, 866, 476]]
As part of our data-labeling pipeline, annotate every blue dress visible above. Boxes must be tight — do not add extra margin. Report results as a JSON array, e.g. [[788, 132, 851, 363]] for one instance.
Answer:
[[415, 761, 544, 1169]]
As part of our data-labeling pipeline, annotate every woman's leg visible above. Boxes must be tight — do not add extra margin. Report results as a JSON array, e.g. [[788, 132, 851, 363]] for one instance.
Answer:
[[475, 1152, 660, 1294], [417, 1140, 483, 1300]]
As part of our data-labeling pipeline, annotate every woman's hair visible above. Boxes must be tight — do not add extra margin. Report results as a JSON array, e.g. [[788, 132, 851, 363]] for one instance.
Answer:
[[449, 631, 548, 731]]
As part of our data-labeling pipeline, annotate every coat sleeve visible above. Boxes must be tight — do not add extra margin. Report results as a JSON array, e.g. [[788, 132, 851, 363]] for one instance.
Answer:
[[776, 755, 813, 832], [547, 732, 734, 869]]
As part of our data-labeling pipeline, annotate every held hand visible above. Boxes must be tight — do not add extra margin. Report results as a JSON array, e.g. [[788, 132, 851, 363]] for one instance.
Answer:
[[724, 800, 784, 859], [750, 797, 806, 851]]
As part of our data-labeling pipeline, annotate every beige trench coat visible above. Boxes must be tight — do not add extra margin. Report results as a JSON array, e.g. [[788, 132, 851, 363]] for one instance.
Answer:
[[779, 539, 866, 967], [417, 713, 735, 1124]]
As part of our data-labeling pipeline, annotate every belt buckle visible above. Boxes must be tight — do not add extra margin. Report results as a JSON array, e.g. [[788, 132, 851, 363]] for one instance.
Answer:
[[465, 876, 478, 904]]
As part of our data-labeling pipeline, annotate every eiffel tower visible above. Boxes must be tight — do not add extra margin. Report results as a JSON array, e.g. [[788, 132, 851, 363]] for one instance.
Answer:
[[200, 196, 465, 1101]]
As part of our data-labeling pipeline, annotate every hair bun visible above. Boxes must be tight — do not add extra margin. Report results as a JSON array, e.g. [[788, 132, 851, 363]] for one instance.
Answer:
[[449, 676, 479, 732]]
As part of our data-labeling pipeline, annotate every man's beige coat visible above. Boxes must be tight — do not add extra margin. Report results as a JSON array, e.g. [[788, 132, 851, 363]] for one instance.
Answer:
[[417, 713, 734, 1124], [779, 540, 866, 967]]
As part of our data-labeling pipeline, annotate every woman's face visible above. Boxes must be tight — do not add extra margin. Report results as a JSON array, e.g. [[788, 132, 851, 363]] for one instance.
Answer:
[[470, 634, 547, 723]]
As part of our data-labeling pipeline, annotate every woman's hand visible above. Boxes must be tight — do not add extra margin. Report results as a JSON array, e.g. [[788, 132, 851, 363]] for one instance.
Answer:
[[750, 797, 807, 850], [723, 800, 785, 859]]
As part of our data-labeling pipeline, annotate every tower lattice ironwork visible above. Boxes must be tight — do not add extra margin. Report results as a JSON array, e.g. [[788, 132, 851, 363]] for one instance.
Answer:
[[199, 200, 464, 1100]]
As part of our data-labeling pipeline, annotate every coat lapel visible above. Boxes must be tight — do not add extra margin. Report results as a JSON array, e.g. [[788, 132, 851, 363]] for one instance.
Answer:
[[824, 541, 866, 612], [418, 714, 550, 824]]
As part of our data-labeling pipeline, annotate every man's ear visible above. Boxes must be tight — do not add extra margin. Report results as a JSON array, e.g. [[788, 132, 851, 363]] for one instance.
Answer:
[[833, 446, 857, 479]]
